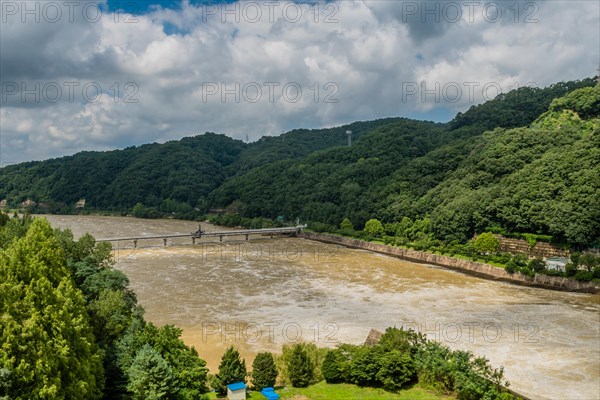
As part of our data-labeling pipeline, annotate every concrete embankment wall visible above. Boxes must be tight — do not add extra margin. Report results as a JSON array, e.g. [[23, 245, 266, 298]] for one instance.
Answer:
[[299, 232, 600, 294]]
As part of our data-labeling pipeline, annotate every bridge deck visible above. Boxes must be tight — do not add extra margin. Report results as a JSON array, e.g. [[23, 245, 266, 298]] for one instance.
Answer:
[[97, 226, 305, 243]]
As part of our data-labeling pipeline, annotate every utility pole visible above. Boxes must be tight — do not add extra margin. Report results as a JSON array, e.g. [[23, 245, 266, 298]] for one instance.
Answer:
[[346, 130, 352, 147]]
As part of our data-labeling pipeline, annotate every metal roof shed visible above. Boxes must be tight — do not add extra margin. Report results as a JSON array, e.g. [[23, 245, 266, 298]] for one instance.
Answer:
[[227, 382, 246, 400]]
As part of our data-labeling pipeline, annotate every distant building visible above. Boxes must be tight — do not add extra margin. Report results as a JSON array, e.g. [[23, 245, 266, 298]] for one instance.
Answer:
[[546, 257, 569, 272], [75, 199, 86, 209], [226, 382, 246, 400]]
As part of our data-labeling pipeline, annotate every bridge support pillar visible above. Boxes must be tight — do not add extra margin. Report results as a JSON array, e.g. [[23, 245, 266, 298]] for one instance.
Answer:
[[192, 237, 196, 245], [163, 238, 167, 246], [246, 234, 249, 241], [133, 240, 138, 248], [220, 235, 223, 242]]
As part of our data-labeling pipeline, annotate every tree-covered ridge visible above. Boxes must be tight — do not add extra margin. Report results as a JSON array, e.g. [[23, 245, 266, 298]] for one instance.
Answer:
[[0, 133, 247, 210], [210, 82, 600, 247], [225, 118, 407, 175], [421, 84, 600, 245], [450, 77, 596, 131], [0, 77, 598, 247], [209, 118, 447, 221], [0, 119, 402, 213]]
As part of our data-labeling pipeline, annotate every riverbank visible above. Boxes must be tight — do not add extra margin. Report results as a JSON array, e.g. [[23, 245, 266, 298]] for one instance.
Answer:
[[299, 232, 600, 294]]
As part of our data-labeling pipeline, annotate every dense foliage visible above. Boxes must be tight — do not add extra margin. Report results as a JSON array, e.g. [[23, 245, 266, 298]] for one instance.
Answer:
[[251, 352, 278, 390], [0, 215, 210, 400], [1, 78, 598, 249], [0, 218, 104, 399], [275, 342, 326, 387], [212, 346, 247, 395], [287, 345, 315, 388], [320, 327, 514, 399], [0, 133, 246, 211]]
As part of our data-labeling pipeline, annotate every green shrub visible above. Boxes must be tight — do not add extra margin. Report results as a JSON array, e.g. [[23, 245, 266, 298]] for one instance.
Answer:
[[512, 254, 529, 267], [321, 348, 352, 384], [415, 342, 454, 392], [349, 346, 382, 387], [251, 352, 277, 391], [528, 258, 546, 273], [473, 232, 500, 254], [338, 228, 355, 237], [340, 218, 354, 231], [288, 345, 314, 388], [565, 262, 578, 277], [505, 261, 518, 274], [574, 270, 594, 282], [520, 266, 535, 277], [308, 222, 336, 233], [376, 350, 415, 391], [364, 219, 384, 237]]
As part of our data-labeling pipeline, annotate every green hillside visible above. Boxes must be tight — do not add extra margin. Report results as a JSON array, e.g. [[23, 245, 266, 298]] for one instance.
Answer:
[[209, 79, 600, 247], [1, 77, 598, 247]]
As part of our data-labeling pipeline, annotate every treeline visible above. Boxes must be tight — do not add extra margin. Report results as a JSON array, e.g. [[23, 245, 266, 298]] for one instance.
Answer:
[[208, 327, 519, 400], [0, 214, 210, 399]]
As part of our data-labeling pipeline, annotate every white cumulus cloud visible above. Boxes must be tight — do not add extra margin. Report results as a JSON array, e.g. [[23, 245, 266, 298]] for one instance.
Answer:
[[0, 0, 597, 163]]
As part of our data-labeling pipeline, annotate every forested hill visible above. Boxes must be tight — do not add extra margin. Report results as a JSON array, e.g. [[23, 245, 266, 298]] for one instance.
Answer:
[[209, 81, 600, 246], [1, 77, 598, 246], [0, 118, 402, 211]]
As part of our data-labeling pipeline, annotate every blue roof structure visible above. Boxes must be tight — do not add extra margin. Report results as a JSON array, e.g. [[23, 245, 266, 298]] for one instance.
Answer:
[[261, 387, 279, 400], [227, 382, 247, 391]]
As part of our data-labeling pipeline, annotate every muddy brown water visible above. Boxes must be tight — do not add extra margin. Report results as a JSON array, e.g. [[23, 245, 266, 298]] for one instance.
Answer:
[[41, 215, 600, 400]]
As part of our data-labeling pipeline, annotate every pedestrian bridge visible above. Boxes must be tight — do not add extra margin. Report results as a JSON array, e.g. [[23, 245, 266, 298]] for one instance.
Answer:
[[96, 225, 307, 247]]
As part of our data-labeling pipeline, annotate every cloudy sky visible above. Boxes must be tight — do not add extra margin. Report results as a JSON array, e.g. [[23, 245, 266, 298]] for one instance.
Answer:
[[1, 0, 598, 163]]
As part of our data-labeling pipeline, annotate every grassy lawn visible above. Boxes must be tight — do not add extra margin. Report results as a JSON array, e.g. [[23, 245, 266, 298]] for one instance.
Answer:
[[207, 381, 452, 399]]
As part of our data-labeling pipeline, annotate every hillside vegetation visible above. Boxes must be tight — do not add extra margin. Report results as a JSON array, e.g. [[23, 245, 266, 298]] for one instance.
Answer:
[[0, 77, 598, 247]]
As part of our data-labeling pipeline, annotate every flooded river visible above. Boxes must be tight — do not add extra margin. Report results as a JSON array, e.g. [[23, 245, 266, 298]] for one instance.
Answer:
[[42, 215, 600, 400]]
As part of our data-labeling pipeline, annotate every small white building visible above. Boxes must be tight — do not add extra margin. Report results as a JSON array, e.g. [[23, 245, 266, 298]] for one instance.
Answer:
[[546, 257, 569, 272], [226, 382, 246, 400]]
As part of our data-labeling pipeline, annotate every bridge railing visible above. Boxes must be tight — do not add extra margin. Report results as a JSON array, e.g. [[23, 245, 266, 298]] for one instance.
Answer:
[[97, 225, 307, 246]]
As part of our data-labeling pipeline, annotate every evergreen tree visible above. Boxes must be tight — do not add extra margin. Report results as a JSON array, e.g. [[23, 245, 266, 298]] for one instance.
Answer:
[[251, 352, 278, 390], [288, 344, 314, 388], [213, 347, 247, 395], [0, 219, 104, 399], [340, 217, 353, 231], [321, 349, 349, 383], [127, 344, 177, 400]]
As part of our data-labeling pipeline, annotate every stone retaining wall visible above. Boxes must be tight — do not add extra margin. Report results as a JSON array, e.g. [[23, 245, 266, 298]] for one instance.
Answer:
[[496, 236, 570, 258], [299, 232, 599, 294]]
